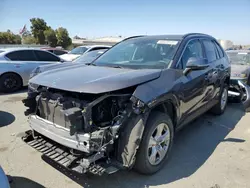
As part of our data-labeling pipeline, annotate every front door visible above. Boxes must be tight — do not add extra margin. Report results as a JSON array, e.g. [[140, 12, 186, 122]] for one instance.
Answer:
[[176, 39, 211, 127]]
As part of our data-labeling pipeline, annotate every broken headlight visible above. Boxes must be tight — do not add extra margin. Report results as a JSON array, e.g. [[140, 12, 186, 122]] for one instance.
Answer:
[[28, 82, 40, 92], [130, 96, 145, 114]]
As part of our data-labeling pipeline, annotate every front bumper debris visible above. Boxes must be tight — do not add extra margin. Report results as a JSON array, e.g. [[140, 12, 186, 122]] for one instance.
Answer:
[[229, 79, 250, 112], [28, 115, 92, 153], [22, 130, 119, 176]]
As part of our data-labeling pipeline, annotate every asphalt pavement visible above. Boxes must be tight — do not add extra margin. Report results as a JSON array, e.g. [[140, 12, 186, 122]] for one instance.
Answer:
[[0, 89, 250, 188]]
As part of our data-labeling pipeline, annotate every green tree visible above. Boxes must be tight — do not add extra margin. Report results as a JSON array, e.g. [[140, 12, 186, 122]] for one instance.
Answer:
[[22, 35, 36, 44], [56, 27, 72, 48], [20, 29, 36, 44], [44, 28, 57, 47], [0, 33, 6, 44], [0, 31, 21, 44], [30, 18, 48, 44], [13, 34, 22, 44]]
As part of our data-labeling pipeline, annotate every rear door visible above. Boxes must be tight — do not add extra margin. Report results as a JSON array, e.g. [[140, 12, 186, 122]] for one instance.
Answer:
[[201, 39, 222, 108], [33, 50, 61, 63], [5, 50, 39, 84], [177, 39, 212, 126]]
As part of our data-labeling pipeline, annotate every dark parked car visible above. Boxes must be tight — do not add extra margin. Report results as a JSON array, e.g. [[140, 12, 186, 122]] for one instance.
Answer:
[[23, 33, 232, 176]]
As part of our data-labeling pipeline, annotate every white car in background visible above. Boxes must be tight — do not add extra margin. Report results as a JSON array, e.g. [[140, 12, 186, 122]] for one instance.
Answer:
[[59, 45, 111, 61]]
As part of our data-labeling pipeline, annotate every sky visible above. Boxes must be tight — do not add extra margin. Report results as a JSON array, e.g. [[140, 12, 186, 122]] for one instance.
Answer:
[[0, 0, 250, 45]]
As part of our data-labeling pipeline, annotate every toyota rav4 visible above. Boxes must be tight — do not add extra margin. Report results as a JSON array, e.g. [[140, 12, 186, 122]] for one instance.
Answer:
[[22, 33, 231, 175]]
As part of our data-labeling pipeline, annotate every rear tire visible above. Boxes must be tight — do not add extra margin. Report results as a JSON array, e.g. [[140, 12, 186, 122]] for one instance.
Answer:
[[134, 111, 174, 175], [211, 84, 228, 115], [0, 73, 22, 93]]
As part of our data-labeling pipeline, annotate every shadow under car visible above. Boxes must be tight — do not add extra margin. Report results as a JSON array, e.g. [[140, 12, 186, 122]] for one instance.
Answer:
[[36, 103, 245, 188]]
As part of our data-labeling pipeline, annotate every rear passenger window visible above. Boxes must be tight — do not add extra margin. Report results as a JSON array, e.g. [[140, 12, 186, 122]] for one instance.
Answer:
[[6, 50, 37, 61], [202, 40, 217, 62], [214, 41, 224, 59], [180, 40, 204, 69], [34, 50, 60, 61]]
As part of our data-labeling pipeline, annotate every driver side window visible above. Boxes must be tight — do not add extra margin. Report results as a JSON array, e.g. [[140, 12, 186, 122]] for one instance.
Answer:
[[179, 40, 204, 69]]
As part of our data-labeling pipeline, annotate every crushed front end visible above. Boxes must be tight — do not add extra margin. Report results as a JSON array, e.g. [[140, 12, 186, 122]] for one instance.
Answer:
[[22, 85, 147, 175]]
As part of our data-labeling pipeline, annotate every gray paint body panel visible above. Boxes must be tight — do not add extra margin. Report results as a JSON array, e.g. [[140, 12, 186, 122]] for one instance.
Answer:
[[29, 65, 162, 93], [29, 115, 91, 152]]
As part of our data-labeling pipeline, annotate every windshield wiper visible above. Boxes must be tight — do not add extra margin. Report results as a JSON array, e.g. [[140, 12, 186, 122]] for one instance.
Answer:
[[85, 63, 96, 66], [109, 65, 123, 69]]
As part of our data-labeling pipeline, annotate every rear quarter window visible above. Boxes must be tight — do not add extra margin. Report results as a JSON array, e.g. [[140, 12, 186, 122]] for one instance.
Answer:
[[54, 50, 67, 55], [34, 50, 60, 61]]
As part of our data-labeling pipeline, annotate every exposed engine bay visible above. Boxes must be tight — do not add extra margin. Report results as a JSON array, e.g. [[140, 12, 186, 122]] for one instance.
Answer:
[[22, 86, 147, 175]]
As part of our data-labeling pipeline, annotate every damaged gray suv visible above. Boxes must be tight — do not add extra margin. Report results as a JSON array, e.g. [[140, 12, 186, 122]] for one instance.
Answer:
[[22, 33, 231, 175]]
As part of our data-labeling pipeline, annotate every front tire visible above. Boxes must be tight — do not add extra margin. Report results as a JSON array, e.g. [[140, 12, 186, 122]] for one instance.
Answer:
[[0, 73, 22, 93], [134, 111, 174, 175], [211, 84, 228, 115]]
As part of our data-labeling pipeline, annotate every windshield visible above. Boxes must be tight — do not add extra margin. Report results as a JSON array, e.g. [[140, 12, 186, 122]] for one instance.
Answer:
[[227, 52, 250, 65], [93, 38, 180, 69], [73, 49, 107, 64], [69, 46, 88, 55]]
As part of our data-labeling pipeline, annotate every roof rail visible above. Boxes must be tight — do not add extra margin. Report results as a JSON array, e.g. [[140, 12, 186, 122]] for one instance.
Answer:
[[183, 33, 212, 38], [122, 35, 146, 41]]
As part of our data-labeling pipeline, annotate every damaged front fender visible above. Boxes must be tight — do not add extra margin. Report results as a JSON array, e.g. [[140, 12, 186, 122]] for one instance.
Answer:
[[116, 111, 150, 168]]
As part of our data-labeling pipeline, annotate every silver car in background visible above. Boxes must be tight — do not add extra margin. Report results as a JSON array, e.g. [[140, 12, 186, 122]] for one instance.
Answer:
[[227, 50, 250, 82], [30, 48, 108, 78], [0, 48, 66, 93], [227, 50, 250, 110]]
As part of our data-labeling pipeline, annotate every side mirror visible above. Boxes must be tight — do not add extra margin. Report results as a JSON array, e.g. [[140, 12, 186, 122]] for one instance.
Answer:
[[183, 57, 209, 75]]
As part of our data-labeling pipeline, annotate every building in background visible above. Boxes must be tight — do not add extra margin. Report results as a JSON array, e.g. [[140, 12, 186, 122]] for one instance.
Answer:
[[217, 39, 234, 50], [72, 36, 124, 46]]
